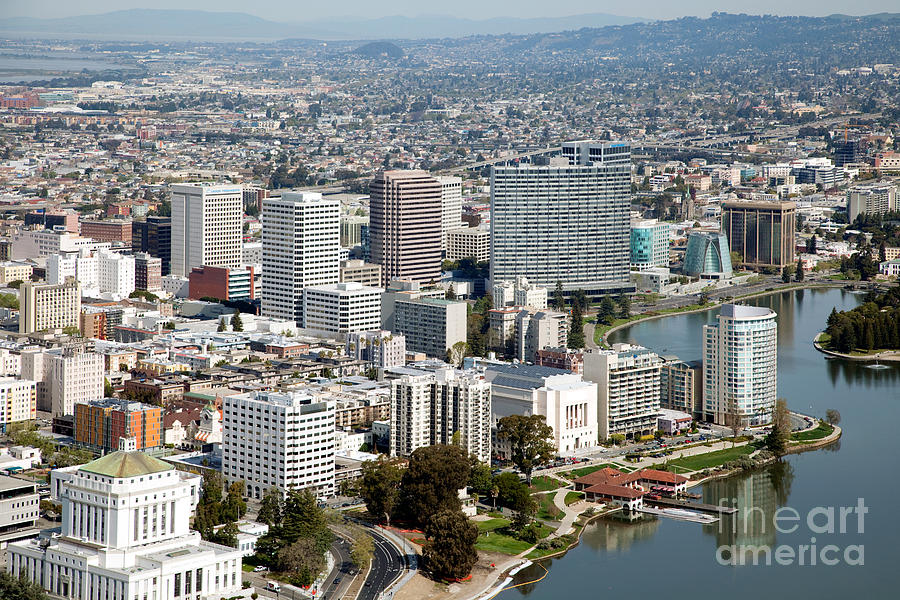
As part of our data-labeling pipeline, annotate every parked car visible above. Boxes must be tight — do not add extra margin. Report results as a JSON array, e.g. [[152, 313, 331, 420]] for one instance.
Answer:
[[266, 582, 281, 592], [253, 566, 267, 573]]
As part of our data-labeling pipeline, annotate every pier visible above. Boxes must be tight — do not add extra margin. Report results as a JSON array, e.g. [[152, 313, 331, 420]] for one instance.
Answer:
[[637, 506, 720, 524], [645, 497, 738, 514]]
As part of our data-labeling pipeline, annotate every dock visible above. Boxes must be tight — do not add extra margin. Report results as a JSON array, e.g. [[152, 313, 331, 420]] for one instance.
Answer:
[[637, 506, 719, 524], [645, 497, 738, 514]]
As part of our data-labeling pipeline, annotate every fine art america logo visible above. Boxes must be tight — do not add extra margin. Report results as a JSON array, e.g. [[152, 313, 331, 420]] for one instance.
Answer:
[[715, 498, 867, 566]]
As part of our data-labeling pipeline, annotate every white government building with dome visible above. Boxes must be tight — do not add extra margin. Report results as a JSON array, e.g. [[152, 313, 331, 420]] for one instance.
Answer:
[[6, 451, 245, 600]]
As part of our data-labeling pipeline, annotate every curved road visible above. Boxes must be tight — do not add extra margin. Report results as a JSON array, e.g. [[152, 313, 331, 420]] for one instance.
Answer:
[[358, 528, 405, 600], [318, 534, 354, 600]]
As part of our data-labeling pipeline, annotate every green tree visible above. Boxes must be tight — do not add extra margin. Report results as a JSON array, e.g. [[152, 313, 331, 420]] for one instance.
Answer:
[[350, 531, 374, 569], [422, 509, 479, 581], [0, 571, 51, 600], [468, 462, 494, 496], [567, 301, 585, 349], [399, 444, 471, 527], [794, 258, 804, 282], [104, 378, 114, 397], [445, 284, 457, 300], [257, 488, 284, 526], [615, 294, 631, 319], [213, 521, 239, 548], [496, 414, 555, 485], [597, 296, 617, 326], [217, 317, 227, 332], [553, 281, 565, 310], [231, 310, 244, 332], [806, 235, 817, 255], [446, 340, 468, 367], [276, 538, 326, 586], [223, 481, 247, 522], [765, 398, 792, 457], [358, 457, 404, 524], [782, 266, 791, 283], [825, 409, 841, 426]]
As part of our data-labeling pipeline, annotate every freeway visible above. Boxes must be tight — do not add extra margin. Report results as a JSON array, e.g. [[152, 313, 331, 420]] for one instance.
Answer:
[[358, 528, 405, 600]]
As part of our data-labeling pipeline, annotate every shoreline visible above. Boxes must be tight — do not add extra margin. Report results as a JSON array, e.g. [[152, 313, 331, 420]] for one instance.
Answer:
[[602, 281, 848, 344], [813, 331, 900, 363]]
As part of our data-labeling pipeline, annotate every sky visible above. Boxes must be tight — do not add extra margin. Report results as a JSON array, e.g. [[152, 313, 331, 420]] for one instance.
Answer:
[[1, 0, 897, 21]]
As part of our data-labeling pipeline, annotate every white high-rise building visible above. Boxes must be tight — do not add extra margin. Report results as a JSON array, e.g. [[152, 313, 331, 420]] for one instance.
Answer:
[[170, 183, 244, 277], [222, 390, 336, 499], [47, 250, 135, 298], [703, 304, 777, 426], [390, 368, 491, 462], [490, 141, 631, 295], [394, 297, 467, 358], [261, 192, 340, 326], [438, 176, 463, 253], [6, 451, 243, 600], [302, 282, 383, 334], [583, 343, 662, 440], [96, 250, 136, 298]]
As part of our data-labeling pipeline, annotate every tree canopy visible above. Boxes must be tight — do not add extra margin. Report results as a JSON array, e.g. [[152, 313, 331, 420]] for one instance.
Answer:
[[497, 414, 555, 484], [423, 509, 479, 581], [399, 444, 471, 527]]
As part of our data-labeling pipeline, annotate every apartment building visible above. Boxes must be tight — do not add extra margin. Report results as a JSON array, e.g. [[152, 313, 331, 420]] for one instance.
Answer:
[[490, 141, 632, 296], [492, 276, 548, 310], [340, 259, 382, 287], [703, 304, 777, 426], [74, 398, 163, 452], [583, 344, 662, 440], [438, 175, 464, 252], [0, 377, 37, 433], [346, 330, 406, 369], [660, 357, 703, 417], [19, 279, 81, 334], [446, 226, 490, 262], [393, 297, 467, 358], [390, 368, 491, 462]]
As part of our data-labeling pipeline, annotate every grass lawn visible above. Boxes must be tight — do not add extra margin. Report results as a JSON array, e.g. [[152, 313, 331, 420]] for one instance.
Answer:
[[529, 476, 563, 493], [564, 491, 583, 506], [477, 518, 510, 533], [792, 422, 834, 442], [660, 444, 755, 472], [475, 522, 553, 555], [563, 463, 614, 480], [536, 494, 562, 521]]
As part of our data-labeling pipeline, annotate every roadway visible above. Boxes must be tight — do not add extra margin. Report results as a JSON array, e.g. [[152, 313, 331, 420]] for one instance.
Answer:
[[317, 533, 355, 600], [358, 528, 405, 600]]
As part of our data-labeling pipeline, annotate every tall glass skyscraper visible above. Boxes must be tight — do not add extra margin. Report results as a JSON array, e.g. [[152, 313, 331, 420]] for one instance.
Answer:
[[490, 141, 632, 296], [703, 304, 777, 426]]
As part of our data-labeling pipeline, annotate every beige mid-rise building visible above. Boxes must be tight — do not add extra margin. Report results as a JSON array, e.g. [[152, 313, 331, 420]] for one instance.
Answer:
[[19, 278, 81, 334]]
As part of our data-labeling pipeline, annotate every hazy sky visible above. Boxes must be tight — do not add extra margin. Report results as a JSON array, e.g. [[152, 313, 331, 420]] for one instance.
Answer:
[[2, 0, 897, 21]]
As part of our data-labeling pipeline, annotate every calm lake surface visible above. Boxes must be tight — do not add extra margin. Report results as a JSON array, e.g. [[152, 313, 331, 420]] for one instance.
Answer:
[[513, 288, 899, 598]]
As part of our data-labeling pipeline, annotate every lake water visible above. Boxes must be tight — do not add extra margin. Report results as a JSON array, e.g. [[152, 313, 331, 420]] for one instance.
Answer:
[[0, 54, 137, 82], [513, 288, 899, 598]]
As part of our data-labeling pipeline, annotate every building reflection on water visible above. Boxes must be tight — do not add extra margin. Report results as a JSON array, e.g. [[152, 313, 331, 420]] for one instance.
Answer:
[[702, 461, 795, 564]]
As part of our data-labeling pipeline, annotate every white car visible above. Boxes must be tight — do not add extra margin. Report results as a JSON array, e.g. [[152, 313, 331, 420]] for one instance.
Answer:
[[253, 566, 267, 572]]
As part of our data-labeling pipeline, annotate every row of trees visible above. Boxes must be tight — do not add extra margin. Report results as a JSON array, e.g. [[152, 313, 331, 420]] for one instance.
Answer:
[[825, 286, 900, 352], [253, 489, 334, 586], [193, 472, 247, 548], [6, 423, 93, 468]]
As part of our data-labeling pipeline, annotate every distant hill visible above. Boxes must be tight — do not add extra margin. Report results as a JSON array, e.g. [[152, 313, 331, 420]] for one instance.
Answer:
[[351, 41, 405, 59], [0, 9, 646, 41]]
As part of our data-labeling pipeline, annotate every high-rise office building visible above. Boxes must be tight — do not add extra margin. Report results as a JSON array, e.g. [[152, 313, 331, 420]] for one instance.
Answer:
[[490, 140, 632, 295], [630, 220, 670, 270], [223, 390, 336, 499], [134, 252, 162, 291], [261, 192, 340, 325], [703, 304, 777, 426], [438, 176, 464, 253], [19, 279, 81, 334], [394, 297, 467, 358], [302, 282, 383, 334], [369, 170, 442, 287], [170, 183, 243, 277], [833, 138, 865, 167], [721, 201, 796, 269], [583, 344, 662, 440], [390, 368, 492, 462], [132, 216, 172, 275]]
